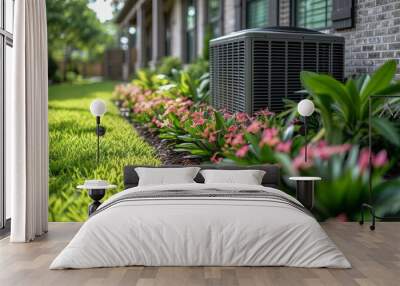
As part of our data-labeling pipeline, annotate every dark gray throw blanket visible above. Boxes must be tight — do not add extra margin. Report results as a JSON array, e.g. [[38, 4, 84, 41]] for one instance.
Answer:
[[91, 189, 310, 217]]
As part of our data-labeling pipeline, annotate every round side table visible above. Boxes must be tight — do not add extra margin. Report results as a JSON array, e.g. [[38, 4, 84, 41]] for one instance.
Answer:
[[77, 184, 116, 216], [289, 177, 321, 210]]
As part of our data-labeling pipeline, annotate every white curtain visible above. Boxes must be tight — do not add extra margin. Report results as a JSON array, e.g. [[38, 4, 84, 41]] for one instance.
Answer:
[[8, 0, 49, 242]]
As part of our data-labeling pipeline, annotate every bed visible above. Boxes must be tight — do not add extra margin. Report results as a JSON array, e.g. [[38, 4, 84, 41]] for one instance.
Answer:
[[50, 165, 350, 269]]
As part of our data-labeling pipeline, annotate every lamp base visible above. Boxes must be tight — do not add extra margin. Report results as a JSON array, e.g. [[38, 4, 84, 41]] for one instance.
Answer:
[[96, 126, 106, 136]]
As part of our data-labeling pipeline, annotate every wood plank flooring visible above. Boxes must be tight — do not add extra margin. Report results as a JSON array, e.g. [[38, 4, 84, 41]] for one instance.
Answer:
[[0, 222, 399, 286]]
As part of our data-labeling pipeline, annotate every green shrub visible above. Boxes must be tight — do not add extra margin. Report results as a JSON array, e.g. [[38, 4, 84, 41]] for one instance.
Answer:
[[112, 58, 400, 220], [157, 56, 182, 77], [186, 58, 209, 80], [301, 60, 400, 146], [49, 82, 160, 221]]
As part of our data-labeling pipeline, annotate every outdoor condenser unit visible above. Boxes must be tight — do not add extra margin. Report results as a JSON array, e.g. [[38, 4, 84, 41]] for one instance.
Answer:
[[209, 27, 345, 114]]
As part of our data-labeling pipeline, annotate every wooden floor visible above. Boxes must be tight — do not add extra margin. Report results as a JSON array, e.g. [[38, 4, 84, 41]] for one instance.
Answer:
[[0, 222, 399, 286]]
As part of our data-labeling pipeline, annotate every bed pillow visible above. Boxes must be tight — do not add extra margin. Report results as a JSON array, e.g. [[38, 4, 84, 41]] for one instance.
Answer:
[[135, 167, 201, 186], [200, 169, 266, 185]]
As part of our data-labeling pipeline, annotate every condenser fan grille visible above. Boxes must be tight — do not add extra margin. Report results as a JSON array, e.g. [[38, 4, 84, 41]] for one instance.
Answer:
[[210, 28, 345, 114]]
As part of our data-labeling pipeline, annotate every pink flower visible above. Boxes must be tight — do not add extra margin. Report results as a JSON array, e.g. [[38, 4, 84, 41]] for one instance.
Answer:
[[151, 117, 163, 128], [358, 148, 388, 173], [314, 143, 351, 160], [236, 145, 249, 158], [260, 128, 279, 147], [255, 109, 275, 117], [223, 112, 232, 120], [293, 154, 314, 170], [191, 111, 203, 119], [247, 121, 261, 134], [373, 150, 388, 167], [231, 134, 245, 146], [201, 127, 210, 139], [192, 117, 205, 126], [276, 141, 292, 153], [358, 148, 371, 173], [211, 153, 222, 164], [227, 125, 238, 133], [209, 132, 217, 143], [236, 112, 249, 123]]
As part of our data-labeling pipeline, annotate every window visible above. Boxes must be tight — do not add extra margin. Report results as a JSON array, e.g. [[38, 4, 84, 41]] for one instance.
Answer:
[[246, 0, 269, 28], [296, 0, 332, 30], [185, 0, 196, 63], [208, 0, 222, 38], [1, 0, 14, 232]]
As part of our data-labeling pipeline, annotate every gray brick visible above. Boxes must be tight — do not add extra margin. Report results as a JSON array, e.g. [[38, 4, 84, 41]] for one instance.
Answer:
[[368, 52, 381, 58], [362, 45, 374, 51], [389, 43, 400, 49], [285, 0, 400, 77]]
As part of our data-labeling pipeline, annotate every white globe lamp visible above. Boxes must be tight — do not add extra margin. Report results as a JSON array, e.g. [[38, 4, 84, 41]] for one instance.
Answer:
[[90, 99, 107, 117], [297, 99, 315, 162], [90, 99, 107, 164], [297, 99, 315, 117]]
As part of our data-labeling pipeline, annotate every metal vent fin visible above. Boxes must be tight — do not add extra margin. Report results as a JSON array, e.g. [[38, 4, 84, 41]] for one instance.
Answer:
[[210, 41, 245, 113], [253, 41, 269, 111]]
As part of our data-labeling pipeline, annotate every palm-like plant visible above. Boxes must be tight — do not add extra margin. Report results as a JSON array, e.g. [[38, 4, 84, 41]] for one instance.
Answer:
[[300, 60, 400, 146]]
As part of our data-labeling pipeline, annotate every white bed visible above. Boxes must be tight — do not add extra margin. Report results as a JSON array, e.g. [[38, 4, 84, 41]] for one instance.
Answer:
[[50, 183, 351, 269]]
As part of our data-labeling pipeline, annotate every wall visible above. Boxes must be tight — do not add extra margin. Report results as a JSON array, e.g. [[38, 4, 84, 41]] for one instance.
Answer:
[[330, 0, 400, 78], [278, 0, 400, 78]]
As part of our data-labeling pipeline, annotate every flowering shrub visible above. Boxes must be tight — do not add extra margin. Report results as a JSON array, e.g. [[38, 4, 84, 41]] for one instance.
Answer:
[[283, 145, 394, 221], [113, 78, 400, 220]]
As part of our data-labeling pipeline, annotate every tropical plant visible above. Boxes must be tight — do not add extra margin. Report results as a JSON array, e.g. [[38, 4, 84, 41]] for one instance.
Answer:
[[163, 70, 210, 103], [277, 143, 399, 220], [186, 58, 209, 80], [132, 69, 170, 91], [157, 56, 183, 78], [300, 60, 400, 146]]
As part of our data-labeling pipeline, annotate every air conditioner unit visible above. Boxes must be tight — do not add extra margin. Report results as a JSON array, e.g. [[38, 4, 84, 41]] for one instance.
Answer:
[[209, 27, 345, 114]]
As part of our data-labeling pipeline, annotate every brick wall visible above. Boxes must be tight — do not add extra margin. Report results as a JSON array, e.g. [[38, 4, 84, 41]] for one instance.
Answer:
[[331, 0, 400, 78]]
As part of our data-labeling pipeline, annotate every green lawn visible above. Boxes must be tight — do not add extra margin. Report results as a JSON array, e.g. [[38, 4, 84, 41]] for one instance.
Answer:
[[49, 81, 160, 221]]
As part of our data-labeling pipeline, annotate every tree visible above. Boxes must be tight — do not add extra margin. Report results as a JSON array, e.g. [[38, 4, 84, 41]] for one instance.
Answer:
[[46, 0, 115, 81]]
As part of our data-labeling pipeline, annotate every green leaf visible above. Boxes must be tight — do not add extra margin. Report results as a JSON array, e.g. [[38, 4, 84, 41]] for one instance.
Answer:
[[214, 111, 226, 131], [371, 117, 400, 146], [372, 82, 400, 96], [301, 71, 353, 123], [361, 60, 397, 98]]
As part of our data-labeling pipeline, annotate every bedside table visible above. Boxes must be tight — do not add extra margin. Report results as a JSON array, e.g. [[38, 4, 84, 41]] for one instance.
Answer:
[[77, 183, 116, 215], [289, 177, 321, 210]]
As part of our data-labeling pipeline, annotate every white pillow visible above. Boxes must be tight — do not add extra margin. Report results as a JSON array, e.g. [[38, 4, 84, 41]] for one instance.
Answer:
[[135, 167, 201, 186], [200, 169, 266, 185]]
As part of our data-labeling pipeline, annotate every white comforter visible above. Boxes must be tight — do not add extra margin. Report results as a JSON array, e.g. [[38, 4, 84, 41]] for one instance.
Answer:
[[50, 183, 351, 269]]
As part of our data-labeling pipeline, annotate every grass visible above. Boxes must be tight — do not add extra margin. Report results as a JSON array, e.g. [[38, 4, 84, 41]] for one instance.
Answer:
[[49, 81, 160, 221]]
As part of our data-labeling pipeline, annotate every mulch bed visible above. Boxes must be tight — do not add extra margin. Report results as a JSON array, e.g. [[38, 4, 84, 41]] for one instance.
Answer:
[[132, 122, 201, 166]]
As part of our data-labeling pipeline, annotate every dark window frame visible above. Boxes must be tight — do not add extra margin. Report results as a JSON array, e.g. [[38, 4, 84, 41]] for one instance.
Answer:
[[183, 0, 198, 63], [292, 0, 332, 30], [1, 0, 14, 234], [207, 0, 224, 39], [242, 0, 279, 29]]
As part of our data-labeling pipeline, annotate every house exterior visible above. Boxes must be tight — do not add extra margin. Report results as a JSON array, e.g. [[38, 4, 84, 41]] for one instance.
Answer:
[[115, 0, 400, 79]]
